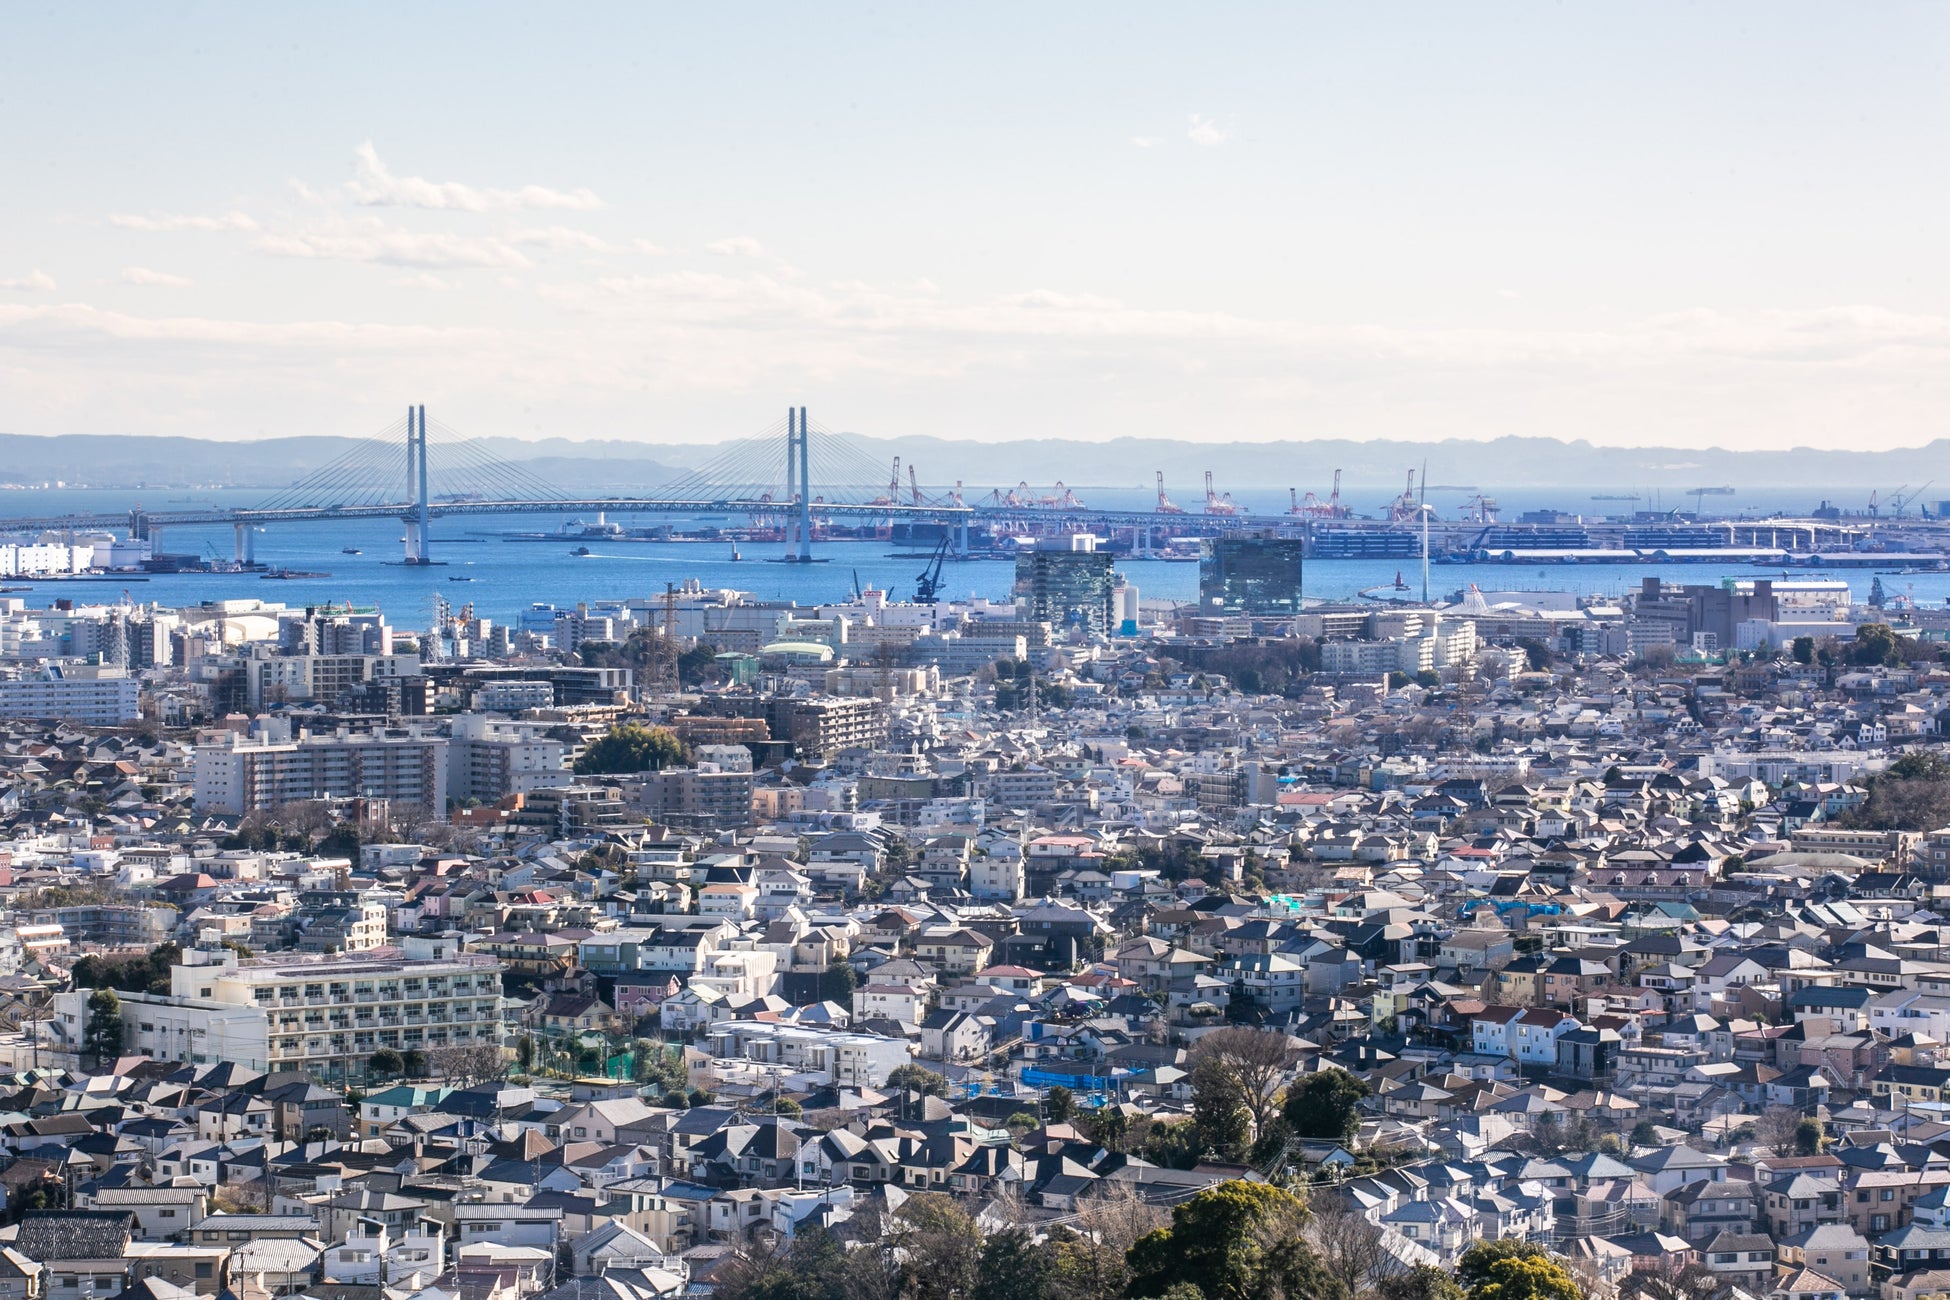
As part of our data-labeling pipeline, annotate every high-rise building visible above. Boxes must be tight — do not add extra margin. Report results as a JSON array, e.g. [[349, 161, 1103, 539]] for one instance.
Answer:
[[1199, 532, 1305, 615], [1015, 537, 1115, 636]]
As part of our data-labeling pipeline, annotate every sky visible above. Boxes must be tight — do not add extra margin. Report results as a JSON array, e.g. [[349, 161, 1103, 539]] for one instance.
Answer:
[[2, 3, 1949, 451]]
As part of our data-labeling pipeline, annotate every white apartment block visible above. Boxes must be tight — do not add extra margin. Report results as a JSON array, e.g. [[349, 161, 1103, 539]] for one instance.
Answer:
[[1320, 617, 1479, 677], [51, 942, 504, 1082], [195, 727, 449, 816], [446, 713, 569, 802], [0, 667, 140, 724], [703, 1021, 912, 1088]]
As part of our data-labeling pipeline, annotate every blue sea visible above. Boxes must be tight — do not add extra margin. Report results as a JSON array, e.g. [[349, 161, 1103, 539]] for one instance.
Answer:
[[0, 486, 1935, 625]]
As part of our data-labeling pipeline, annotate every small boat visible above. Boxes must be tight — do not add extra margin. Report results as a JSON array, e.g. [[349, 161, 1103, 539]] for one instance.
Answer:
[[341, 547, 362, 555], [262, 568, 329, 580], [572, 546, 592, 557], [730, 546, 742, 562], [448, 576, 476, 582]]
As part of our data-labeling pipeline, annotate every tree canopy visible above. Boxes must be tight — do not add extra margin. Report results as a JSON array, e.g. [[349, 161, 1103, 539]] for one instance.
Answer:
[[1283, 1067, 1371, 1141], [1127, 1180, 1331, 1300], [573, 722, 686, 775]]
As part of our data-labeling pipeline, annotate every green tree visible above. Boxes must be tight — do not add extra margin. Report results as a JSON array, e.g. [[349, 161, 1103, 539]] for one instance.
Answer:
[[1190, 1057, 1253, 1161], [401, 1048, 428, 1077], [317, 823, 362, 860], [1459, 1242, 1580, 1300], [818, 960, 857, 1003], [1851, 622, 1908, 667], [1044, 1085, 1076, 1124], [1796, 1116, 1826, 1155], [1466, 1255, 1582, 1300], [368, 1048, 403, 1080], [887, 1063, 950, 1098], [1141, 1119, 1204, 1170], [574, 722, 686, 775], [974, 1228, 1054, 1300], [1791, 635, 1815, 664], [1630, 1119, 1661, 1147], [1127, 1180, 1319, 1300], [516, 1036, 535, 1072], [1282, 1067, 1370, 1141], [84, 988, 123, 1067], [1380, 1266, 1468, 1300]]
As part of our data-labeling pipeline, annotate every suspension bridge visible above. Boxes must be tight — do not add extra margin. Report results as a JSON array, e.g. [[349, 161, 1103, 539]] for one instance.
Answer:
[[0, 406, 1305, 565]]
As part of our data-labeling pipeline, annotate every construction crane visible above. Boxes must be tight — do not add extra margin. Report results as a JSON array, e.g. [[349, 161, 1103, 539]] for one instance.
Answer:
[[1155, 471, 1185, 514], [1892, 481, 1934, 517], [1203, 471, 1240, 516], [914, 536, 950, 604], [908, 465, 923, 507]]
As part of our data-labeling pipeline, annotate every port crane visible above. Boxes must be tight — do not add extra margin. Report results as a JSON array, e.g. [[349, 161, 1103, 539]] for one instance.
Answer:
[[1203, 471, 1241, 516], [914, 536, 950, 604], [1287, 470, 1348, 519], [1154, 471, 1185, 514], [1387, 468, 1422, 522]]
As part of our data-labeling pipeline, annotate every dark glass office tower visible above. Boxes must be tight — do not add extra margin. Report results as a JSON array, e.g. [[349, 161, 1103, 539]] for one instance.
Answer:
[[1199, 533, 1305, 614]]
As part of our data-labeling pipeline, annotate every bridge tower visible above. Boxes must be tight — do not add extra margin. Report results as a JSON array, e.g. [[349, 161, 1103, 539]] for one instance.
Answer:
[[783, 406, 814, 563], [403, 405, 433, 565]]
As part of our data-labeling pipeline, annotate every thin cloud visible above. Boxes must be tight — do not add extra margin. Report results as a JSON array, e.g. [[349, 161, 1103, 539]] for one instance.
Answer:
[[394, 274, 453, 291], [1187, 114, 1231, 147], [511, 226, 612, 252], [0, 270, 56, 292], [632, 238, 672, 255], [705, 236, 766, 257], [254, 223, 533, 270], [121, 267, 194, 288], [111, 211, 259, 233], [345, 141, 602, 212]]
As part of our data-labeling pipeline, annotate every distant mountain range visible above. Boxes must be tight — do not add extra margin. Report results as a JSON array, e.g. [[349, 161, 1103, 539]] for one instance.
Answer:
[[0, 430, 1939, 507]]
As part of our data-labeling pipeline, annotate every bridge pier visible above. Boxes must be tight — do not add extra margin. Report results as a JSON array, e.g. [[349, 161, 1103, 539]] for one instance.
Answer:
[[782, 406, 814, 563], [233, 523, 255, 565], [403, 404, 433, 565]]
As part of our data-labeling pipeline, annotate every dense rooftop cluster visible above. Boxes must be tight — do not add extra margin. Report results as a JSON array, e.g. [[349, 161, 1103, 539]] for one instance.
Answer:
[[0, 577, 1945, 1299]]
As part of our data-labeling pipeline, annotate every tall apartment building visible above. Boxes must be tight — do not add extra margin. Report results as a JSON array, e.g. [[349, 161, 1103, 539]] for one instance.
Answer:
[[1015, 537, 1116, 637], [446, 714, 568, 801], [50, 940, 505, 1082], [773, 696, 885, 761], [623, 744, 755, 829], [0, 666, 141, 724], [194, 726, 449, 816], [241, 647, 422, 711]]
